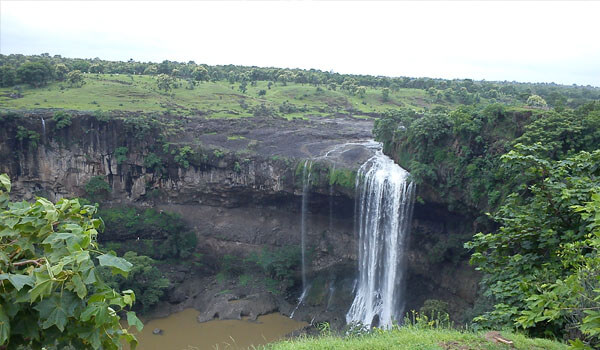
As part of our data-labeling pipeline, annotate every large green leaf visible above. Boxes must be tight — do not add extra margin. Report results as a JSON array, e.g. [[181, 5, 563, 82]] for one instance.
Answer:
[[71, 274, 87, 299], [0, 173, 11, 192], [97, 253, 132, 277], [29, 271, 54, 302], [0, 273, 34, 291], [127, 311, 143, 332], [34, 293, 79, 331]]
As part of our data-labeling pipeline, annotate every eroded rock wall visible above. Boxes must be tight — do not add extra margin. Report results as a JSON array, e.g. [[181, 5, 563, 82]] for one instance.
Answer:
[[0, 112, 478, 323]]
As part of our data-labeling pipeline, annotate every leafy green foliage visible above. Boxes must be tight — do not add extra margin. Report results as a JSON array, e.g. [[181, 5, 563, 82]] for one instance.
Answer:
[[464, 145, 600, 346], [52, 111, 72, 130], [143, 152, 164, 173], [66, 70, 85, 87], [172, 145, 194, 169], [376, 103, 600, 216], [15, 126, 40, 149], [0, 174, 141, 349], [515, 102, 600, 159], [156, 73, 174, 92], [526, 94, 547, 108], [114, 146, 128, 165], [99, 252, 170, 313], [84, 175, 111, 199], [328, 167, 356, 190], [245, 246, 301, 289], [0, 65, 17, 87], [98, 206, 197, 260], [15, 60, 53, 87]]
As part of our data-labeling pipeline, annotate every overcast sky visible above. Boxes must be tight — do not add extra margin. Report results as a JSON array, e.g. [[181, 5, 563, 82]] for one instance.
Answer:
[[1, 1, 599, 86]]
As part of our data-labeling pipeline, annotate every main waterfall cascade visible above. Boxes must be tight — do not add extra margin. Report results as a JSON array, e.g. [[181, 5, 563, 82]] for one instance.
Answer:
[[346, 144, 416, 329]]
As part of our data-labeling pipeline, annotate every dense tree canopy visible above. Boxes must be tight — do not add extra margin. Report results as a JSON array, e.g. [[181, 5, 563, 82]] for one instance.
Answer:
[[465, 145, 600, 348]]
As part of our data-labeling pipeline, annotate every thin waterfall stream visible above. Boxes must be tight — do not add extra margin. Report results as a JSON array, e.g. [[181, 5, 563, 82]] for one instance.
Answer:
[[300, 160, 312, 293], [346, 143, 415, 329], [291, 160, 313, 319]]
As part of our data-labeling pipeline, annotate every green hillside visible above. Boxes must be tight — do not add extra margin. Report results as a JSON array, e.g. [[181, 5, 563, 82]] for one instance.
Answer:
[[1, 73, 467, 118]]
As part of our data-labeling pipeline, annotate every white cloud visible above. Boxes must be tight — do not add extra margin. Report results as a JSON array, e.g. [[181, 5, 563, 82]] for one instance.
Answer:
[[1, 1, 599, 86]]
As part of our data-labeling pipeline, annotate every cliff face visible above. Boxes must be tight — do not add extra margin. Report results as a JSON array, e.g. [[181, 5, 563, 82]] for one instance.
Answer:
[[0, 111, 478, 323]]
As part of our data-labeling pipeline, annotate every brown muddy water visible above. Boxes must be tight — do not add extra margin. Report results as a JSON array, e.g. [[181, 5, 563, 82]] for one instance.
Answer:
[[129, 309, 307, 350]]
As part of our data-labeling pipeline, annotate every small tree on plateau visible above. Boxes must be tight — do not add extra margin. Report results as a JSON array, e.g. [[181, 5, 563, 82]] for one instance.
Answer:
[[382, 88, 390, 102], [54, 63, 69, 82], [156, 73, 174, 92], [192, 66, 209, 82], [0, 174, 142, 349], [526, 94, 548, 108], [66, 70, 85, 87], [16, 61, 52, 87]]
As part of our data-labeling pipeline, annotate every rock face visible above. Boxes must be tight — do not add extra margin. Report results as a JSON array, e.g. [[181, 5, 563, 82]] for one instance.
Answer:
[[0, 111, 478, 324], [196, 292, 279, 322]]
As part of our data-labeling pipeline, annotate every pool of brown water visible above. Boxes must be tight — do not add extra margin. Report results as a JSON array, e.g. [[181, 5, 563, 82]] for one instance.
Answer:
[[130, 309, 307, 350]]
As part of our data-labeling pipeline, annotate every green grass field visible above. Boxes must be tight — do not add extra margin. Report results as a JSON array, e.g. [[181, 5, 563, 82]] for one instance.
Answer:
[[265, 327, 568, 350], [0, 73, 461, 118]]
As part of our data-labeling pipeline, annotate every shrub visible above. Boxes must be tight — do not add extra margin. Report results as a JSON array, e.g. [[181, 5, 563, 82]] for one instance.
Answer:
[[143, 152, 163, 173], [98, 207, 197, 260], [419, 299, 450, 323], [99, 251, 170, 313], [52, 111, 72, 130], [245, 246, 301, 289], [173, 146, 194, 169], [114, 146, 128, 165], [84, 175, 111, 199], [15, 126, 40, 149]]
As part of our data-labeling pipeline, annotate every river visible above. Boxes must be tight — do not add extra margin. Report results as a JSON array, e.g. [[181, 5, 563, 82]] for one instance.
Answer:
[[129, 309, 307, 350]]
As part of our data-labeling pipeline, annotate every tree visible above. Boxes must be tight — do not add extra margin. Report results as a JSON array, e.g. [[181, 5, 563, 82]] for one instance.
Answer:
[[89, 64, 105, 74], [54, 63, 69, 81], [239, 81, 248, 93], [258, 89, 266, 97], [100, 252, 170, 313], [71, 60, 90, 73], [156, 73, 174, 92], [66, 70, 85, 87], [192, 66, 208, 82], [0, 174, 142, 349], [16, 61, 52, 87], [526, 94, 548, 108], [0, 66, 17, 87], [143, 65, 158, 75], [357, 86, 366, 98], [465, 144, 600, 346]]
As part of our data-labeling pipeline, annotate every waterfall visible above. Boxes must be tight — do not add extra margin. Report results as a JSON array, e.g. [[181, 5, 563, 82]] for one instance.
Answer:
[[41, 117, 46, 136], [326, 284, 336, 310], [346, 145, 415, 329], [290, 284, 310, 319], [300, 160, 312, 292], [329, 164, 336, 233], [290, 160, 313, 319]]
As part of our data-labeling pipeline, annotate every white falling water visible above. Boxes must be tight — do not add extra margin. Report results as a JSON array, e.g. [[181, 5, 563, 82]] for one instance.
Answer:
[[329, 163, 336, 233], [290, 160, 312, 319], [346, 145, 415, 329], [290, 284, 310, 319], [300, 160, 312, 292], [41, 117, 46, 136]]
